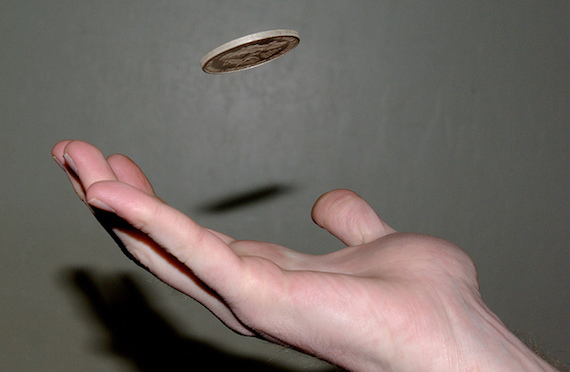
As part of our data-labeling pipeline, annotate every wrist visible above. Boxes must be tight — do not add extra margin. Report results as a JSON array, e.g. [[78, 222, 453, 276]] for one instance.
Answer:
[[435, 302, 558, 372], [345, 298, 559, 372]]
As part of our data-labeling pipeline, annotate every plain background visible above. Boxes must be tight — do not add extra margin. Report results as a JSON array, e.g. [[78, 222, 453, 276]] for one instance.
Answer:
[[1, 1, 568, 370]]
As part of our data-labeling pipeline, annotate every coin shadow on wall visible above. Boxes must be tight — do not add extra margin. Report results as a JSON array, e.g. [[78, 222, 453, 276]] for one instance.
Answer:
[[197, 183, 297, 214], [60, 268, 307, 372]]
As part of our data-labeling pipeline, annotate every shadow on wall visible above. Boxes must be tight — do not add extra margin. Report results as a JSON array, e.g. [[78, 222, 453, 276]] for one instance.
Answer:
[[60, 268, 335, 372], [197, 184, 297, 214]]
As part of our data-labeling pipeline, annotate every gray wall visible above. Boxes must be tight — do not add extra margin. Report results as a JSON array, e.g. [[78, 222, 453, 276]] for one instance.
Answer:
[[1, 1, 568, 370]]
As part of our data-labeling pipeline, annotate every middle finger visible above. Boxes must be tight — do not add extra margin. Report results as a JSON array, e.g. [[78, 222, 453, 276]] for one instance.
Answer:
[[63, 140, 118, 192]]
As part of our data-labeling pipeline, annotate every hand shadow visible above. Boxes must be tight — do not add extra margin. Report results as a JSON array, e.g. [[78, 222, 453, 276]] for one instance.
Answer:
[[61, 268, 333, 371]]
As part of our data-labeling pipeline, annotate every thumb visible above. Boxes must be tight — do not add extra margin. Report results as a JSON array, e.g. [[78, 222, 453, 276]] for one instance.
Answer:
[[311, 189, 396, 246]]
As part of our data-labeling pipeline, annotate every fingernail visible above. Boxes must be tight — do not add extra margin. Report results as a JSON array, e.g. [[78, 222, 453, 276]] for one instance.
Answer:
[[52, 156, 65, 170], [88, 198, 116, 213], [63, 153, 78, 174]]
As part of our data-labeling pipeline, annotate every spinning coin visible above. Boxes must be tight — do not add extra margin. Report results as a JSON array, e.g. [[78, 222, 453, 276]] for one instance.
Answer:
[[200, 29, 300, 74]]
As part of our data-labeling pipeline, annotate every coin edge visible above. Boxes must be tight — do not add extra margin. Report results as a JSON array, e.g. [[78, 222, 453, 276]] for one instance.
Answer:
[[200, 29, 300, 74]]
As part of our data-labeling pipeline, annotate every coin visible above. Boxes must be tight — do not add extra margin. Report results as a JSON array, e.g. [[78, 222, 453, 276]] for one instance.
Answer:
[[200, 29, 300, 74]]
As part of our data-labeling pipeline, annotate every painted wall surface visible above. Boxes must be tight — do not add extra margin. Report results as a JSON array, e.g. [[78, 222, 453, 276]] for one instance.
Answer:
[[1, 1, 568, 370]]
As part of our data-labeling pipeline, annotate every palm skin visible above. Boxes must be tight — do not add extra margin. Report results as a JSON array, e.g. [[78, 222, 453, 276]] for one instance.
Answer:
[[52, 140, 555, 372]]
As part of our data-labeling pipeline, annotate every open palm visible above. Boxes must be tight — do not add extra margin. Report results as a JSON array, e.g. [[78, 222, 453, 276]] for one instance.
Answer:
[[53, 140, 553, 372]]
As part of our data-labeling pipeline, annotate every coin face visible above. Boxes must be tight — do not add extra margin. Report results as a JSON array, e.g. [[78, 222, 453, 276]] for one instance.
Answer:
[[200, 29, 300, 74]]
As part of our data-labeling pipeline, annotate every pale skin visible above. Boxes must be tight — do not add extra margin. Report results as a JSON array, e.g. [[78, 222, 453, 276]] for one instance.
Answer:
[[52, 140, 556, 371]]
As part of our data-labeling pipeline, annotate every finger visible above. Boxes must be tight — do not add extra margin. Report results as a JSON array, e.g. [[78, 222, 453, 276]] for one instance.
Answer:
[[107, 154, 155, 196], [52, 140, 73, 162], [106, 214, 253, 335], [62, 140, 118, 190], [52, 141, 153, 199], [52, 140, 89, 201], [86, 180, 255, 334], [311, 189, 396, 246], [85, 180, 247, 303]]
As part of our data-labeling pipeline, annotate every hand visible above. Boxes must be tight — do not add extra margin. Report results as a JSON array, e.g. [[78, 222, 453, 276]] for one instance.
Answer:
[[52, 140, 556, 371]]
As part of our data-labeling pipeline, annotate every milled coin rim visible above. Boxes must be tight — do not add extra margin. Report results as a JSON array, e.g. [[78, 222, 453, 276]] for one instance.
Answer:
[[200, 29, 300, 74]]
